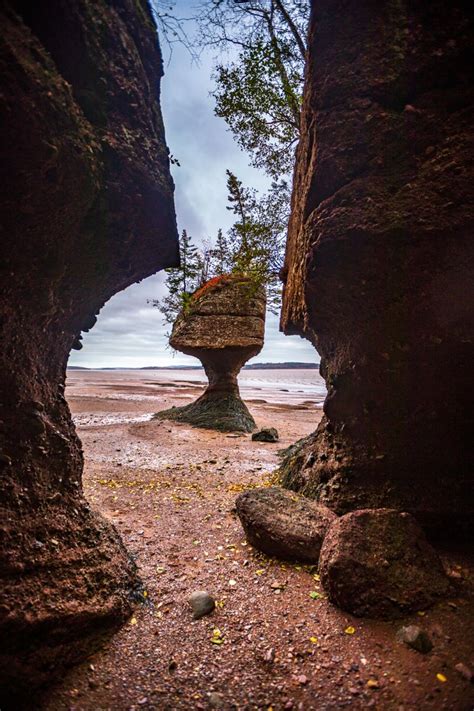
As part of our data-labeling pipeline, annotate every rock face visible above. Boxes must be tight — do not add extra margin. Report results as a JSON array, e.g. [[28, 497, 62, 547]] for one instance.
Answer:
[[280, 1, 474, 532], [157, 275, 266, 432], [0, 0, 178, 700], [319, 509, 451, 618], [236, 486, 337, 562]]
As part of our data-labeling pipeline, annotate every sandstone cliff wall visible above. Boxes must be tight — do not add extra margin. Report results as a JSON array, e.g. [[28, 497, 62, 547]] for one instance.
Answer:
[[0, 0, 178, 698], [281, 0, 474, 531]]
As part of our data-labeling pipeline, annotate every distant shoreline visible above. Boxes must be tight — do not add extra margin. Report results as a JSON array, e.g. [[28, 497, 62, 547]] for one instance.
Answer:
[[68, 362, 319, 371]]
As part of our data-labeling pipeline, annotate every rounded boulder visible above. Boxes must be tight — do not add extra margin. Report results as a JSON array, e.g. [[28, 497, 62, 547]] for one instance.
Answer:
[[319, 509, 451, 618], [236, 486, 337, 562]]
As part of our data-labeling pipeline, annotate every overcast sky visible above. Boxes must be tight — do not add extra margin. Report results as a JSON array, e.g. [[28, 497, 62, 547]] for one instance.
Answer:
[[69, 4, 317, 369]]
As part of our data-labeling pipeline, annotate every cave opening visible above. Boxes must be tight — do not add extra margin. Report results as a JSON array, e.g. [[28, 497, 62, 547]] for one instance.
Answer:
[[1, 0, 473, 707]]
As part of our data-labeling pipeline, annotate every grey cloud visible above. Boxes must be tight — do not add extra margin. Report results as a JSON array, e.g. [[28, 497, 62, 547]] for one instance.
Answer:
[[69, 18, 318, 368]]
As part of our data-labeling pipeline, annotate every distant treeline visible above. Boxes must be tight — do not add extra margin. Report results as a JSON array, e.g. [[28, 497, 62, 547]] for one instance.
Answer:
[[68, 362, 319, 371]]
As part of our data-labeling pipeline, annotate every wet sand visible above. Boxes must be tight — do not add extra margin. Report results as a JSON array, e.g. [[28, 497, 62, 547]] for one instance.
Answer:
[[40, 370, 474, 710]]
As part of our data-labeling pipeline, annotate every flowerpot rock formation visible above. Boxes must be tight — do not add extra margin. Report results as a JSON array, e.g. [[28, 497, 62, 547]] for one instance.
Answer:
[[156, 276, 266, 432], [0, 0, 178, 700], [280, 1, 474, 534]]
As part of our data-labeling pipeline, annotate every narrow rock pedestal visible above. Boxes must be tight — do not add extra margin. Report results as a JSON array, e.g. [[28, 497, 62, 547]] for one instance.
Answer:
[[156, 276, 266, 432]]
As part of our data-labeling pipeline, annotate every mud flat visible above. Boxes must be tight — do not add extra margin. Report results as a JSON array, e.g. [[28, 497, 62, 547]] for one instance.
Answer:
[[38, 369, 474, 710]]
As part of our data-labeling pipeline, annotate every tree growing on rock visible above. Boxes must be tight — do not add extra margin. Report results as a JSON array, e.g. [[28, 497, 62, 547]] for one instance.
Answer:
[[152, 229, 205, 324]]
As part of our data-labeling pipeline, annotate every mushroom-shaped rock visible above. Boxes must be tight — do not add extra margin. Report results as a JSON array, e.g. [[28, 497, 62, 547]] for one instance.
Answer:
[[319, 509, 451, 619], [236, 486, 337, 562], [156, 275, 266, 432]]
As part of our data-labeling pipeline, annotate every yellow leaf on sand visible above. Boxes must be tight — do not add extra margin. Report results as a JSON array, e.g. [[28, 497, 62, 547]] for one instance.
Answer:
[[309, 636, 318, 644], [436, 673, 447, 683], [130, 617, 138, 625], [211, 627, 224, 645], [345, 626, 356, 635], [255, 569, 265, 576]]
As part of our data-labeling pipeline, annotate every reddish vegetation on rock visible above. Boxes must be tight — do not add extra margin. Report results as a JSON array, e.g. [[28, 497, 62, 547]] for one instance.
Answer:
[[0, 0, 178, 700], [319, 509, 451, 619], [156, 275, 266, 432], [236, 486, 337, 562], [280, 0, 474, 532]]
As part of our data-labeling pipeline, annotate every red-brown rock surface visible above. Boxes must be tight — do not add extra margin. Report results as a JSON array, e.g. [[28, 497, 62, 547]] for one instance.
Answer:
[[236, 486, 337, 562], [156, 275, 266, 432], [0, 0, 178, 701], [319, 509, 451, 619], [280, 0, 474, 533]]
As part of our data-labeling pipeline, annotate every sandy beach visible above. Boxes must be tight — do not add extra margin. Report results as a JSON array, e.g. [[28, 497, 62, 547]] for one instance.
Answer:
[[39, 369, 474, 710]]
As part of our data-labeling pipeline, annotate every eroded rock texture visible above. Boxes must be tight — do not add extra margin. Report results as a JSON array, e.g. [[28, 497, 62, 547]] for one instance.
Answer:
[[319, 509, 451, 618], [280, 1, 474, 533], [236, 487, 337, 562], [0, 0, 178, 699], [156, 276, 266, 432]]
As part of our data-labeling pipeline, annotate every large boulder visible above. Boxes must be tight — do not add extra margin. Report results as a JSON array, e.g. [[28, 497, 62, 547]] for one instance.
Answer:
[[279, 0, 474, 533], [319, 509, 451, 618], [236, 486, 337, 562], [156, 275, 266, 432], [0, 0, 178, 700]]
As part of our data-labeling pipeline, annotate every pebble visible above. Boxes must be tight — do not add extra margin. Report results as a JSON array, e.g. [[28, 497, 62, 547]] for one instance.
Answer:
[[251, 427, 279, 442], [455, 662, 473, 682], [208, 691, 224, 708], [189, 590, 215, 619], [396, 625, 433, 654], [264, 647, 275, 663]]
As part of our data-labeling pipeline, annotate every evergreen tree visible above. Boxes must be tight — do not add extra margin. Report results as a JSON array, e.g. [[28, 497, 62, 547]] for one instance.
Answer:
[[151, 229, 204, 324], [224, 170, 286, 312], [208, 228, 231, 276]]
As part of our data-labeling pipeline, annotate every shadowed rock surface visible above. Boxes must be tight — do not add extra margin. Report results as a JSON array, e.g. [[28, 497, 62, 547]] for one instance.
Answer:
[[280, 0, 474, 533], [319, 509, 451, 619], [156, 275, 266, 432], [236, 486, 337, 562], [252, 427, 279, 443], [0, 0, 178, 700]]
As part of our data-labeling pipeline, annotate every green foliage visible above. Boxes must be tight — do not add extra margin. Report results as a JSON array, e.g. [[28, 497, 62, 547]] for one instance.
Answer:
[[214, 37, 301, 177], [196, 0, 309, 178], [224, 170, 288, 312], [151, 229, 205, 324], [152, 170, 288, 323]]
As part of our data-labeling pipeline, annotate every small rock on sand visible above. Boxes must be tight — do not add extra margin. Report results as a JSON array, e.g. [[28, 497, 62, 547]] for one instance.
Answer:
[[251, 427, 279, 442], [396, 625, 433, 654], [189, 590, 215, 619], [208, 691, 224, 707], [455, 662, 473, 681]]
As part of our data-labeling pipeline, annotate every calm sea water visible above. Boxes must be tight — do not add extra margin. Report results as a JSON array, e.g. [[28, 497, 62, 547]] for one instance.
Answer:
[[67, 368, 327, 407]]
